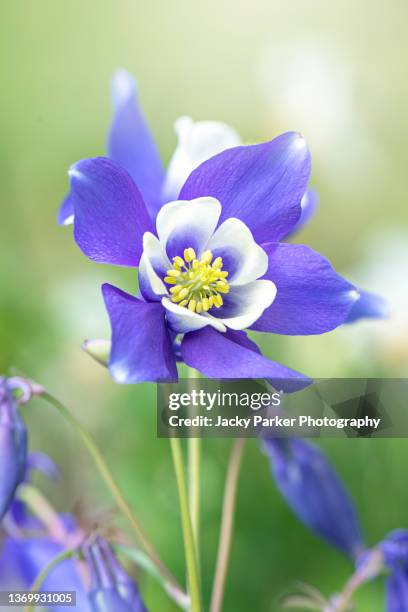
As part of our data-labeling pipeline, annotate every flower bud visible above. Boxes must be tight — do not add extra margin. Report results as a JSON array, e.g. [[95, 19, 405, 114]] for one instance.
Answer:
[[82, 340, 111, 368], [262, 438, 363, 558], [0, 379, 28, 520], [84, 537, 146, 612]]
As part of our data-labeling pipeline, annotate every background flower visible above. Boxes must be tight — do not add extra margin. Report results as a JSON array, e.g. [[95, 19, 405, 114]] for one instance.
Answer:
[[0, 379, 28, 521], [262, 437, 364, 559]]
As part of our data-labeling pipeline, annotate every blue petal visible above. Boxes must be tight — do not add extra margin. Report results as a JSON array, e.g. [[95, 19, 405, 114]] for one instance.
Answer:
[[262, 438, 364, 558], [179, 132, 310, 244], [345, 289, 389, 323], [70, 157, 153, 267], [102, 283, 178, 383], [285, 188, 319, 238], [27, 452, 60, 482], [108, 69, 165, 222], [386, 569, 408, 611], [57, 194, 74, 226], [0, 384, 28, 520], [0, 537, 91, 612], [251, 243, 358, 335], [181, 328, 308, 392]]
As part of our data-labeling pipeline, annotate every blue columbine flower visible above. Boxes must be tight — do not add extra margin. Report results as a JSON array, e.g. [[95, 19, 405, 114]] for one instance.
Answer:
[[262, 437, 364, 559], [0, 378, 28, 520], [60, 71, 385, 384]]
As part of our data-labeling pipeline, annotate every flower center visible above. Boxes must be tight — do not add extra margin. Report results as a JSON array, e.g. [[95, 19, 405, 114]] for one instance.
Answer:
[[164, 247, 230, 313]]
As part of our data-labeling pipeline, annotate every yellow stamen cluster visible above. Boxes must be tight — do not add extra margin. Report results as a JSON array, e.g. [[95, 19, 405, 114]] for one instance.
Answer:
[[164, 247, 230, 313]]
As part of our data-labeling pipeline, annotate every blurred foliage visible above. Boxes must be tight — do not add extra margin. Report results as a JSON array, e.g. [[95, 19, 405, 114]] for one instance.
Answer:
[[1, 1, 408, 610]]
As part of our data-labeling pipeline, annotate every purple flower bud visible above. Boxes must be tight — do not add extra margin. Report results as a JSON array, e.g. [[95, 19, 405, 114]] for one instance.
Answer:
[[0, 379, 28, 520], [262, 438, 363, 558], [84, 537, 147, 612]]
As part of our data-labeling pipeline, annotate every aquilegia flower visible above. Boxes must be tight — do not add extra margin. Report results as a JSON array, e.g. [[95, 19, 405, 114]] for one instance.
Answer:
[[262, 437, 364, 559], [60, 70, 385, 384], [0, 378, 28, 520]]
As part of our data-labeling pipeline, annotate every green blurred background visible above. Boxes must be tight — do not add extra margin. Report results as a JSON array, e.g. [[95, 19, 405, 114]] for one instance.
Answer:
[[1, 1, 408, 610]]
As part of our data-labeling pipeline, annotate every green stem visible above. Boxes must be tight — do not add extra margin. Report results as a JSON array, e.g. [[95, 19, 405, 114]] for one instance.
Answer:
[[39, 391, 182, 596], [188, 436, 201, 558], [210, 438, 246, 612], [170, 436, 202, 612], [187, 366, 201, 561], [24, 548, 78, 612]]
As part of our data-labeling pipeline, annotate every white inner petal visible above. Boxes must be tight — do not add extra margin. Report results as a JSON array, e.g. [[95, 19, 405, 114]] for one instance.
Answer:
[[156, 197, 221, 257], [139, 232, 170, 298], [207, 218, 269, 285], [143, 231, 170, 271], [217, 280, 277, 330], [162, 116, 241, 202], [162, 297, 226, 334], [139, 254, 166, 297]]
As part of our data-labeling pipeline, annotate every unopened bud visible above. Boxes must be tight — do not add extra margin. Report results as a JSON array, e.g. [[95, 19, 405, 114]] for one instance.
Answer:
[[82, 340, 111, 368], [0, 378, 28, 521]]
